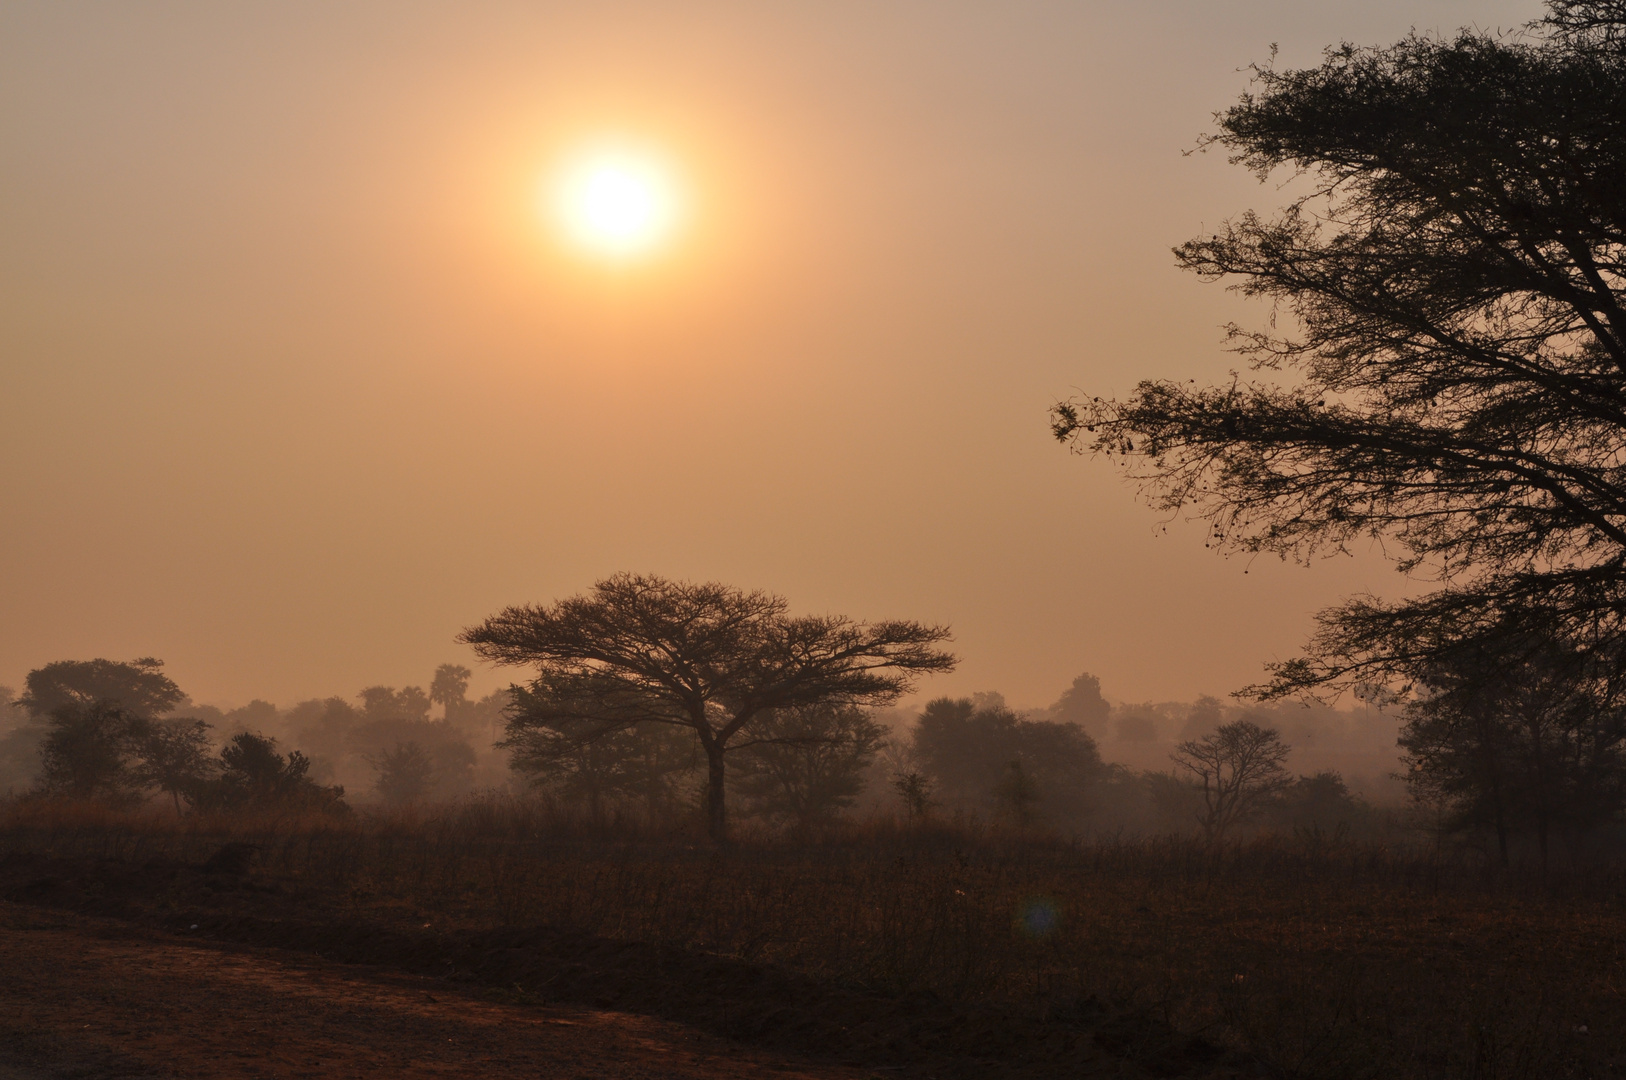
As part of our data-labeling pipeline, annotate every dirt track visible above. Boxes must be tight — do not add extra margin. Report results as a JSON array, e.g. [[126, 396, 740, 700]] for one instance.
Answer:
[[0, 902, 862, 1080]]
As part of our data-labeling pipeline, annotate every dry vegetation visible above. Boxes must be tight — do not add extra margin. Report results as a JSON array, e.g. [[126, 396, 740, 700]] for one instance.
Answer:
[[4, 796, 1625, 1080]]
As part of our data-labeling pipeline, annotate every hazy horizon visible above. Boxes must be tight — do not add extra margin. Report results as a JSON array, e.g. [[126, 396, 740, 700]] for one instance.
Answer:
[[0, 0, 1542, 710]]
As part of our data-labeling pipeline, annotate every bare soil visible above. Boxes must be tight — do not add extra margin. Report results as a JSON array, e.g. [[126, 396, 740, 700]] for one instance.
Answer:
[[0, 851, 1249, 1079]]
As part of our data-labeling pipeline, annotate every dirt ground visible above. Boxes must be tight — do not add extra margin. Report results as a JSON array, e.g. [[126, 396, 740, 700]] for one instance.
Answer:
[[0, 851, 1252, 1080], [0, 903, 866, 1080]]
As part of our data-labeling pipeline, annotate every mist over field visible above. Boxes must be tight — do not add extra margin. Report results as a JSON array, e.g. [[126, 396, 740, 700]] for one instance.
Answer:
[[12, 1, 1626, 1078]]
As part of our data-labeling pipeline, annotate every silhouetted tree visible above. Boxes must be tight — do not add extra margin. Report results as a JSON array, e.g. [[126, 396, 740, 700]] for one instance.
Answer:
[[34, 702, 148, 804], [1179, 695, 1225, 739], [0, 686, 45, 794], [359, 685, 431, 724], [1398, 634, 1626, 868], [194, 733, 348, 814], [730, 704, 886, 829], [461, 573, 955, 842], [1052, 3, 1626, 696], [892, 770, 936, 820], [369, 740, 436, 806], [1050, 672, 1110, 737], [1171, 720, 1292, 842], [500, 694, 695, 821], [430, 663, 473, 724], [134, 719, 217, 814], [19, 658, 183, 721], [1269, 771, 1368, 836], [994, 760, 1041, 828], [912, 697, 1107, 822]]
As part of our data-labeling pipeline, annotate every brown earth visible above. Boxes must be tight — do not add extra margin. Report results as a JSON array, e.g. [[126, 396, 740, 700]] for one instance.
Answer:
[[0, 852, 1252, 1080]]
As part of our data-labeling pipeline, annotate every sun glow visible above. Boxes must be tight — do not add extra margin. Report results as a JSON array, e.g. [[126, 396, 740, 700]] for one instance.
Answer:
[[549, 144, 683, 261]]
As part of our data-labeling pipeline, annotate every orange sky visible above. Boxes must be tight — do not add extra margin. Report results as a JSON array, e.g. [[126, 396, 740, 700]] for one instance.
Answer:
[[0, 0, 1542, 710]]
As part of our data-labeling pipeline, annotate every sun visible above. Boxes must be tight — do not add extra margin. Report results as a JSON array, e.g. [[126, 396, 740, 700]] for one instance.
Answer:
[[549, 145, 683, 261]]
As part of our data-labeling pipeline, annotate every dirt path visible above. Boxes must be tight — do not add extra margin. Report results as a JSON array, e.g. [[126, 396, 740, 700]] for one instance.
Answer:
[[0, 903, 864, 1080]]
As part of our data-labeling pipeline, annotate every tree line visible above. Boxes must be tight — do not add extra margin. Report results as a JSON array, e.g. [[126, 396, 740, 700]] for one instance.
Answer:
[[5, 570, 1605, 859]]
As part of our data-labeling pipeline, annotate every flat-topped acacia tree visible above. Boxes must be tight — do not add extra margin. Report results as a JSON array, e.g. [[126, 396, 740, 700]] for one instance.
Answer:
[[459, 573, 956, 842]]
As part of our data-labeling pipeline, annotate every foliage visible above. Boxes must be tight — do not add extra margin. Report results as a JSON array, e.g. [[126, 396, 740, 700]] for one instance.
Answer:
[[369, 740, 436, 805], [193, 733, 348, 814], [891, 771, 937, 819], [1171, 720, 1292, 842], [1398, 633, 1626, 866], [501, 694, 696, 821], [729, 704, 886, 828], [911, 696, 1107, 823], [462, 572, 956, 841], [992, 760, 1041, 828], [133, 718, 217, 814], [1051, 2, 1626, 696], [429, 663, 473, 722], [19, 658, 184, 720], [1048, 672, 1110, 736], [33, 702, 148, 805], [1267, 770, 1369, 836]]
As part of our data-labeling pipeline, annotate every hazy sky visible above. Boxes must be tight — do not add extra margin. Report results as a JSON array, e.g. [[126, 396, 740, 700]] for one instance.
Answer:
[[0, 0, 1543, 710]]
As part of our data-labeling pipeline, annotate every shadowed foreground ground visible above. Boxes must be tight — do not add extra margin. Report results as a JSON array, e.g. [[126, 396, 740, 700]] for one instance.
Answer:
[[0, 903, 869, 1080], [0, 852, 1252, 1080]]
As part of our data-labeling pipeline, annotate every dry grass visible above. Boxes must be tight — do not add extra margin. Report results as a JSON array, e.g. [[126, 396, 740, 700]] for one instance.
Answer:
[[4, 794, 1624, 1080]]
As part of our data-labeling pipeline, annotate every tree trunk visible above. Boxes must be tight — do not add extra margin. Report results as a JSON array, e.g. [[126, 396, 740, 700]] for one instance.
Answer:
[[706, 746, 728, 845]]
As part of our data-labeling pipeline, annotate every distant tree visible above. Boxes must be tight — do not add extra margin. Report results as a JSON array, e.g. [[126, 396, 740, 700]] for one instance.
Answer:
[[1051, 3, 1626, 697], [1398, 634, 1626, 868], [0, 686, 46, 795], [1113, 707, 1160, 743], [1171, 720, 1292, 842], [502, 703, 695, 821], [134, 719, 218, 814], [359, 685, 431, 723], [353, 715, 476, 801], [461, 573, 956, 842], [892, 770, 937, 820], [220, 700, 280, 736], [993, 760, 1041, 829], [912, 697, 1107, 822], [1270, 771, 1367, 836], [33, 702, 148, 804], [730, 704, 886, 829], [430, 664, 473, 724], [912, 698, 1008, 804], [1050, 673, 1110, 736], [369, 741, 436, 806], [19, 658, 183, 720], [1179, 695, 1226, 740], [194, 733, 348, 814], [285, 696, 360, 775]]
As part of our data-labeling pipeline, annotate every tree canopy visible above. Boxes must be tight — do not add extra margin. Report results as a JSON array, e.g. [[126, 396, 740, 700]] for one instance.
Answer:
[[460, 573, 955, 841], [19, 658, 184, 720], [1052, 2, 1626, 696]]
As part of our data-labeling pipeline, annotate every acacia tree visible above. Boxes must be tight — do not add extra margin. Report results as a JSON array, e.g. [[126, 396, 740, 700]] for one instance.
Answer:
[[19, 658, 185, 720], [1170, 720, 1292, 842], [1051, 3, 1626, 695], [459, 573, 956, 842]]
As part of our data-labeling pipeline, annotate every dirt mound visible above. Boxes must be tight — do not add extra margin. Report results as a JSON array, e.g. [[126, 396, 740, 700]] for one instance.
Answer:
[[0, 851, 1249, 1079]]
